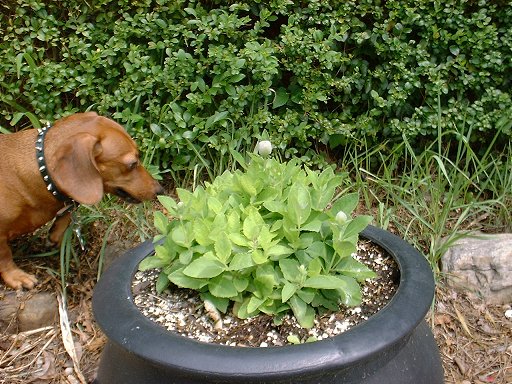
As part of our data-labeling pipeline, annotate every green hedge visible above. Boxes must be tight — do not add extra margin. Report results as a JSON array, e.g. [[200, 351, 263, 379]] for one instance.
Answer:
[[1, 0, 511, 169]]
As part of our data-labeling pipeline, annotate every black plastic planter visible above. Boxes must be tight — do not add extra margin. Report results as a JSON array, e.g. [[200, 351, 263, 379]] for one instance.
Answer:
[[92, 225, 444, 384]]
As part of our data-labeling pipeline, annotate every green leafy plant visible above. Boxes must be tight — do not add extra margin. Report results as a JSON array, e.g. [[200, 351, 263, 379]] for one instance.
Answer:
[[140, 143, 375, 328], [2, 1, 511, 174]]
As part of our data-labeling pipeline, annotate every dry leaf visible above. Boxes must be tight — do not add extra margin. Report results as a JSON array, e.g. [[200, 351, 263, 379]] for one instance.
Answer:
[[434, 313, 452, 325], [478, 373, 496, 383], [454, 305, 473, 338], [29, 351, 56, 381], [454, 356, 467, 375], [57, 294, 87, 384]]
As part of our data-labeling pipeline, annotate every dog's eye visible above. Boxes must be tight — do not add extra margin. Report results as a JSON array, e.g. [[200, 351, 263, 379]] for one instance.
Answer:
[[128, 161, 139, 170]]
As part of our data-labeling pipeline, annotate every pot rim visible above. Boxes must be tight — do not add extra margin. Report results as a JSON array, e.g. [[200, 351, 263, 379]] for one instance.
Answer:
[[93, 225, 434, 378]]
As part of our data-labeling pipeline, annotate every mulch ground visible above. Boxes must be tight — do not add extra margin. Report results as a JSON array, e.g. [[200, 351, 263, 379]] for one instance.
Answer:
[[1, 235, 511, 384], [432, 284, 512, 384]]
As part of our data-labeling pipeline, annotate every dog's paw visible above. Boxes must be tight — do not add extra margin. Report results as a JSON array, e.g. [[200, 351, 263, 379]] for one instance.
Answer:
[[45, 238, 58, 248], [2, 268, 38, 290]]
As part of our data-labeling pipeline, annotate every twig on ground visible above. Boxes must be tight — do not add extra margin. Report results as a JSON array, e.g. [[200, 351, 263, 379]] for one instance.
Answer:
[[57, 293, 87, 384]]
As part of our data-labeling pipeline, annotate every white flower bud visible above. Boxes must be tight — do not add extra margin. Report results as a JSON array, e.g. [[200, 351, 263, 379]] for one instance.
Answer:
[[335, 211, 348, 224], [256, 140, 272, 157]]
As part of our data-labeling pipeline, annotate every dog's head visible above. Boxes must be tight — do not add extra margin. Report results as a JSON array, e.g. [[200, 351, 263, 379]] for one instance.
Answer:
[[49, 113, 163, 205]]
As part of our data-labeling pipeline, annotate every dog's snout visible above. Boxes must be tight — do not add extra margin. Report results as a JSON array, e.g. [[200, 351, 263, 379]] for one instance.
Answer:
[[155, 182, 164, 196]]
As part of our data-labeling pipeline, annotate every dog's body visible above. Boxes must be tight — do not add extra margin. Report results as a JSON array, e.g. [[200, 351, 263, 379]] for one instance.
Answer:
[[0, 112, 163, 290]]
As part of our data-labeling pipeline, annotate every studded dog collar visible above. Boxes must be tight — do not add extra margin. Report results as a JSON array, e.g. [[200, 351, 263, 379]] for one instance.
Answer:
[[35, 123, 74, 204]]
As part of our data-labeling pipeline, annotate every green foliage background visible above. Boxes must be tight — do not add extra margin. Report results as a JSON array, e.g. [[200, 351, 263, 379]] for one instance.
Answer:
[[1, 0, 511, 170]]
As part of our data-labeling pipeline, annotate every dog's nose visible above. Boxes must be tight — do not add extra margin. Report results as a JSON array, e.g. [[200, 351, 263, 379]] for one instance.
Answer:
[[155, 182, 165, 196]]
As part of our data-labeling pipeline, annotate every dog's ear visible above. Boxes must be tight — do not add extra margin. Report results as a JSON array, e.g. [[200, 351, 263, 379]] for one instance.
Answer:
[[51, 133, 104, 205]]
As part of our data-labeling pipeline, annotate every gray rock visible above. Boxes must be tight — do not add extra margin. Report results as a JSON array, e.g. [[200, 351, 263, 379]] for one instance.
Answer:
[[441, 233, 512, 304], [18, 292, 58, 332], [0, 291, 58, 333]]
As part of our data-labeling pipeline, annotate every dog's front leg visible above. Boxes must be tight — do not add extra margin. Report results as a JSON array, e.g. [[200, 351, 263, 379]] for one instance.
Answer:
[[0, 236, 38, 290], [49, 212, 72, 246]]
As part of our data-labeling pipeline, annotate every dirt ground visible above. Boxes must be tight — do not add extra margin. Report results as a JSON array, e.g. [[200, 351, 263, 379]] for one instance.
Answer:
[[1, 226, 511, 384]]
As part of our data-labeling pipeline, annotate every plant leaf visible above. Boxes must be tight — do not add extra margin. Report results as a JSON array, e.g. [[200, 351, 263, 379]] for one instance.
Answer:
[[179, 249, 194, 264], [168, 268, 207, 290], [301, 213, 328, 232], [193, 220, 213, 246], [182, 254, 226, 278], [304, 241, 332, 262], [343, 215, 373, 238], [333, 240, 357, 260], [200, 292, 230, 313], [335, 257, 377, 281], [229, 148, 247, 169], [281, 282, 297, 302], [263, 200, 286, 214], [233, 297, 258, 319], [233, 276, 249, 292], [243, 208, 264, 239], [267, 244, 294, 259], [287, 182, 312, 226], [229, 233, 249, 247], [229, 252, 254, 270], [208, 274, 238, 298], [153, 211, 169, 234], [258, 226, 276, 251], [155, 272, 170, 293], [254, 274, 275, 298], [272, 87, 289, 108], [247, 296, 265, 313], [139, 245, 173, 270], [238, 174, 257, 196], [279, 258, 301, 283], [303, 275, 349, 289], [251, 249, 268, 264], [157, 195, 178, 215], [297, 288, 315, 304], [287, 334, 301, 344], [207, 196, 223, 214], [214, 232, 232, 263], [171, 225, 193, 247], [329, 192, 359, 216], [336, 275, 362, 306], [288, 295, 315, 328], [307, 257, 323, 277], [205, 110, 229, 129]]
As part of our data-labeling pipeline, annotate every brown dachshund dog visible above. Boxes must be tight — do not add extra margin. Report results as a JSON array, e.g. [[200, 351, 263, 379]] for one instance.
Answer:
[[0, 112, 164, 290]]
